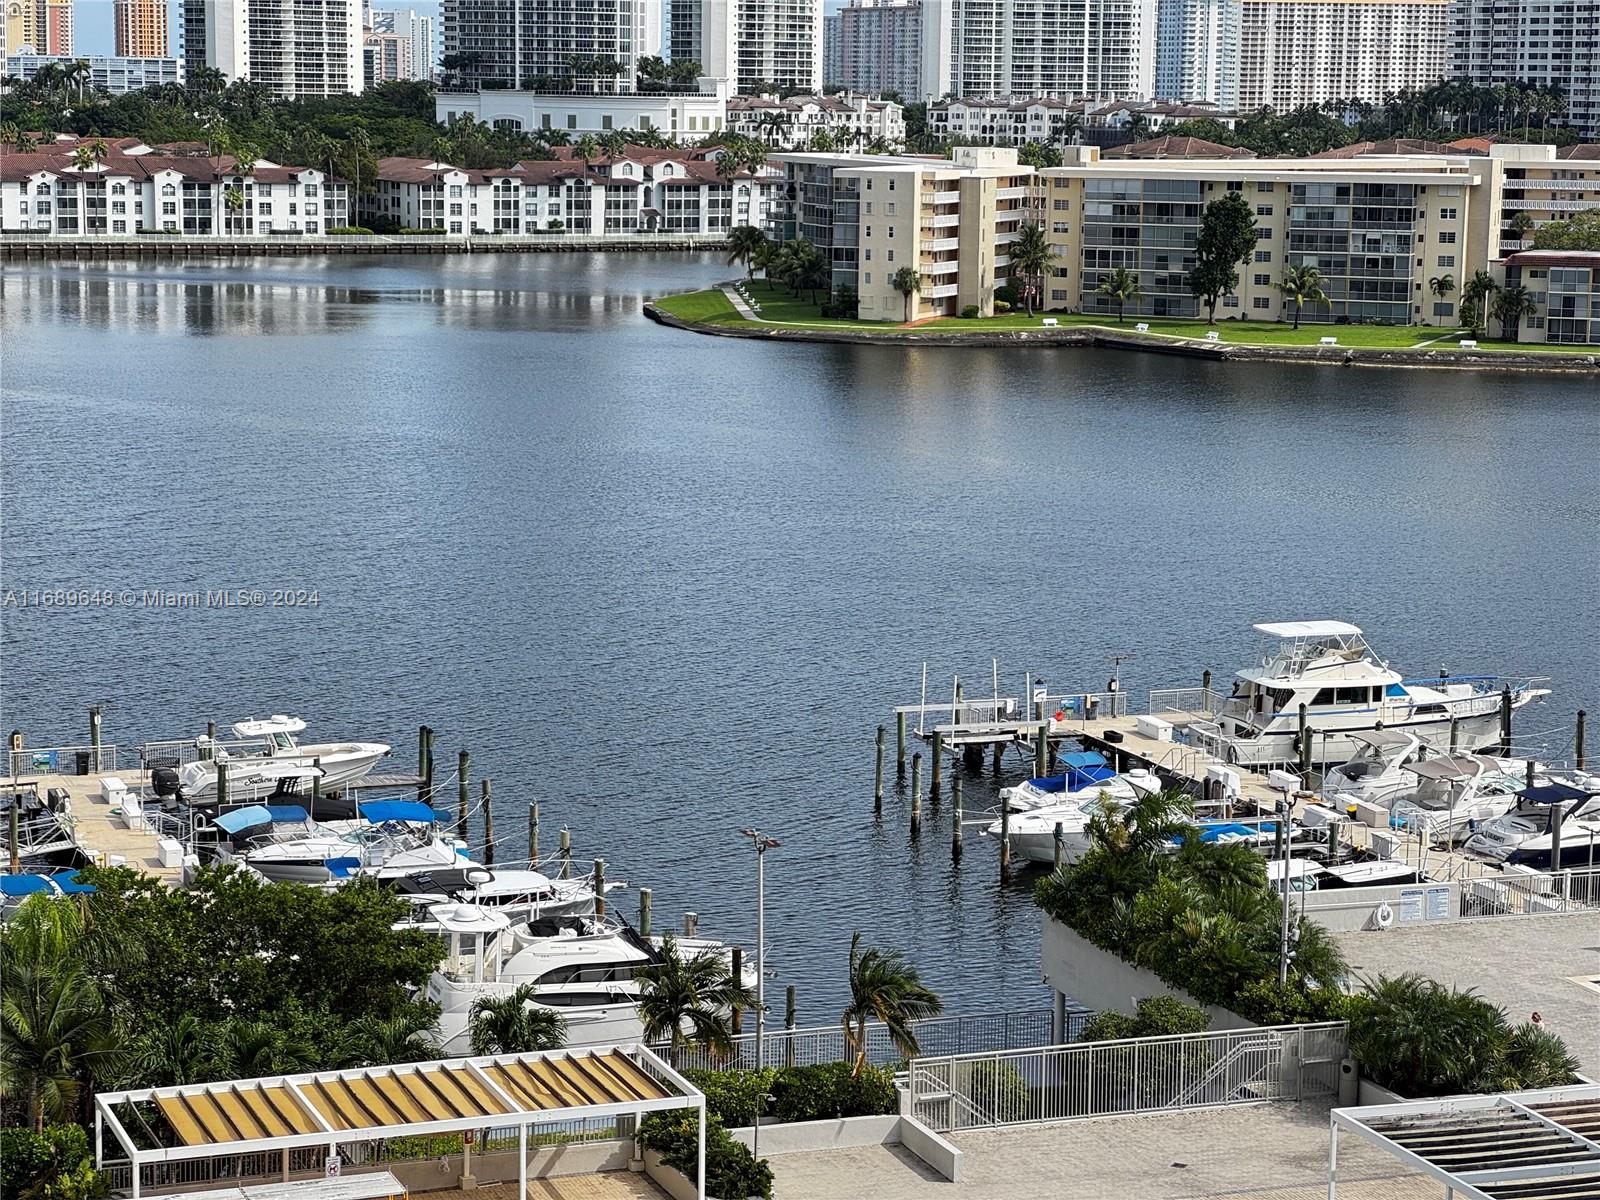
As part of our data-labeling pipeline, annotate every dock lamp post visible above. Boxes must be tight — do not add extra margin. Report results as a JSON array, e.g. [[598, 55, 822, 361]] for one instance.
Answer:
[[1275, 787, 1294, 986], [740, 828, 780, 1164]]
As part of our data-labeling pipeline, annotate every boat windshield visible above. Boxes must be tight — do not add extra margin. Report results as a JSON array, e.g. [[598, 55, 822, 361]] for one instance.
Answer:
[[271, 732, 298, 753]]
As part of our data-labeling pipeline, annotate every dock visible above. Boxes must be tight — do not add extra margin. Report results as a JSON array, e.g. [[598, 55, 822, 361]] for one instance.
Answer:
[[19, 768, 183, 885]]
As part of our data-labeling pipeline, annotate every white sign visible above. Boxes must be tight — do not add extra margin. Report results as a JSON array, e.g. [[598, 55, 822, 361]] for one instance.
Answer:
[[325, 1155, 342, 1179]]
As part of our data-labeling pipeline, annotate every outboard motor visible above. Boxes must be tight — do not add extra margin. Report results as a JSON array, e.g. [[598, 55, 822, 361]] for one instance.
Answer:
[[150, 767, 181, 798]]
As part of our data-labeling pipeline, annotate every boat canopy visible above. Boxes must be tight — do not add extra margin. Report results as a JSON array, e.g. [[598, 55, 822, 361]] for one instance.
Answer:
[[52, 869, 96, 894], [1516, 782, 1592, 805], [1060, 751, 1107, 771], [213, 803, 310, 833], [1406, 756, 1487, 782], [1349, 729, 1417, 750], [360, 800, 436, 825], [0, 875, 52, 897], [1024, 762, 1116, 795], [232, 715, 309, 738], [1253, 621, 1364, 639]]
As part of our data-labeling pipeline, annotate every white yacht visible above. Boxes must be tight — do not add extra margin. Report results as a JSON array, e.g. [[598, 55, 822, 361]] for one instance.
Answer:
[[1321, 730, 1435, 809], [1187, 622, 1548, 767], [998, 754, 1160, 813], [1463, 780, 1600, 867], [989, 768, 1163, 865], [208, 799, 469, 884], [1387, 755, 1533, 846], [178, 716, 389, 798], [392, 866, 606, 929]]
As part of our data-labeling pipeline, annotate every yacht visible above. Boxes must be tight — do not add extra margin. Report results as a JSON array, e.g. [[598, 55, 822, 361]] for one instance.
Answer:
[[1387, 755, 1532, 846], [988, 768, 1163, 865], [1462, 780, 1600, 867], [392, 866, 607, 929], [998, 754, 1160, 813], [178, 716, 389, 798], [207, 799, 469, 884], [1321, 730, 1435, 809], [1186, 622, 1547, 767]]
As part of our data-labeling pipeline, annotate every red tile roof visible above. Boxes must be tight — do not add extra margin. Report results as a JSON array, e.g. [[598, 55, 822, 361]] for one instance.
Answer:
[[1308, 138, 1472, 159], [1101, 135, 1254, 160]]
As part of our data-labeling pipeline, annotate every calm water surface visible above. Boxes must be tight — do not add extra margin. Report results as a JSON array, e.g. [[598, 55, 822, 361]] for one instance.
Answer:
[[3, 252, 1597, 1019]]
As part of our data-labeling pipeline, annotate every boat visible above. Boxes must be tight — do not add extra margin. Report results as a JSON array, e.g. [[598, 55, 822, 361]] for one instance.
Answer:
[[1320, 730, 1435, 809], [391, 866, 606, 929], [174, 761, 324, 807], [1462, 780, 1600, 867], [999, 754, 1160, 813], [206, 799, 469, 884], [1387, 755, 1532, 846], [177, 716, 389, 798], [0, 869, 96, 914], [1267, 857, 1420, 893], [987, 768, 1163, 866], [1185, 621, 1548, 767]]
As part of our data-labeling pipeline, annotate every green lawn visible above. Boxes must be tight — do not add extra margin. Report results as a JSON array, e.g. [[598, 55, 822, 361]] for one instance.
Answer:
[[654, 287, 1591, 353]]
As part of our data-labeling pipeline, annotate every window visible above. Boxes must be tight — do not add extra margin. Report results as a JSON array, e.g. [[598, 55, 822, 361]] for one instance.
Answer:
[[259, 202, 272, 215], [887, 203, 895, 215], [451, 221, 462, 233], [305, 185, 318, 197], [111, 183, 125, 195], [864, 248, 871, 260], [1254, 273, 1270, 286], [863, 272, 871, 284], [1433, 301, 1454, 317], [887, 227, 894, 238], [450, 203, 462, 215], [1051, 289, 1067, 301], [886, 249, 894, 262], [567, 115, 577, 129], [1255, 249, 1272, 263], [1256, 181, 1273, 193], [602, 115, 613, 130], [258, 184, 272, 196], [1223, 294, 1239, 308], [888, 179, 895, 190], [112, 220, 125, 232], [864, 202, 873, 214], [865, 226, 872, 237], [1252, 296, 1271, 309], [1256, 204, 1273, 216], [1439, 230, 1456, 244], [1227, 181, 1243, 191], [1439, 207, 1456, 220], [112, 201, 125, 214], [1052, 221, 1069, 233], [1437, 254, 1455, 268], [162, 202, 175, 215], [1053, 198, 1070, 211], [450, 185, 462, 197], [1255, 228, 1273, 240], [162, 184, 175, 196]]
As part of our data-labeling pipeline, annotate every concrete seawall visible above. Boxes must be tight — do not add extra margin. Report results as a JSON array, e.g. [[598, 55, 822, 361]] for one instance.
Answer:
[[644, 303, 1600, 374], [1, 235, 730, 260]]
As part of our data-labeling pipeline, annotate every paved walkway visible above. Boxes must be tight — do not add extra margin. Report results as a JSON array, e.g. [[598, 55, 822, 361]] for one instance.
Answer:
[[423, 1176, 666, 1200], [771, 1103, 1436, 1200]]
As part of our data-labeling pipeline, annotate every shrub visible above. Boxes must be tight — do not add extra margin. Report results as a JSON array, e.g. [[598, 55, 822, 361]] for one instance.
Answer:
[[993, 300, 1012, 313], [325, 226, 373, 235], [955, 1060, 1030, 1122], [639, 1111, 772, 1200], [1079, 995, 1209, 1042], [1, 1125, 93, 1197], [960, 304, 981, 318], [685, 1062, 897, 1127], [994, 283, 1020, 306], [1232, 979, 1368, 1027], [686, 1067, 776, 1127]]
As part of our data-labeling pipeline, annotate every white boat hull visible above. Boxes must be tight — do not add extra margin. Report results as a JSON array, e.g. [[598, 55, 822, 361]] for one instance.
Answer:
[[180, 743, 388, 798], [1201, 709, 1513, 768]]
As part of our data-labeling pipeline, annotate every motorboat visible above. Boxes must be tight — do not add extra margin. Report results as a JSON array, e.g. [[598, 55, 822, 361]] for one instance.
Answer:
[[987, 769, 1163, 866], [1185, 622, 1548, 767], [999, 755, 1161, 813], [178, 716, 389, 798], [1267, 857, 1419, 893], [1321, 730, 1435, 809], [207, 799, 470, 884], [392, 866, 606, 929], [175, 761, 324, 806], [1388, 755, 1531, 846], [1463, 780, 1600, 868]]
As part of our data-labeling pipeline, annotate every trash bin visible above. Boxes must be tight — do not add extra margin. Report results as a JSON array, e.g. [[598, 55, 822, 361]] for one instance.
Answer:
[[75, 750, 92, 775]]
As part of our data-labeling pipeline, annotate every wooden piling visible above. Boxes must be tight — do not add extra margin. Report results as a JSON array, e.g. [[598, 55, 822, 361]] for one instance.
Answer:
[[1500, 685, 1513, 755], [312, 757, 322, 807], [417, 725, 429, 778], [683, 912, 698, 937], [1034, 725, 1047, 778], [1577, 710, 1587, 771], [730, 947, 744, 1033], [559, 827, 571, 878], [217, 762, 230, 809], [203, 720, 216, 762], [639, 888, 652, 937], [1053, 821, 1064, 872], [896, 711, 907, 779], [1526, 759, 1536, 789], [8, 801, 19, 873], [528, 802, 540, 865], [1449, 715, 1460, 753], [482, 780, 494, 864], [1202, 668, 1212, 694], [1298, 704, 1312, 785], [593, 859, 606, 919], [992, 742, 1004, 774], [951, 774, 963, 861], [953, 679, 964, 727], [874, 725, 885, 811], [999, 799, 1012, 878], [457, 749, 470, 841], [930, 731, 943, 799], [910, 752, 923, 835], [785, 985, 797, 1068], [1327, 820, 1342, 863]]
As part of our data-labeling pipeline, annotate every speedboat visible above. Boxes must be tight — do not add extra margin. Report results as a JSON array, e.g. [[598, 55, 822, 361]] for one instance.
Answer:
[[178, 716, 389, 798], [392, 866, 607, 929], [207, 799, 469, 884], [999, 754, 1160, 813], [176, 761, 324, 806], [1388, 755, 1532, 846], [1184, 622, 1548, 767], [1267, 857, 1419, 893], [988, 768, 1163, 865], [1463, 780, 1600, 867], [1321, 730, 1434, 809]]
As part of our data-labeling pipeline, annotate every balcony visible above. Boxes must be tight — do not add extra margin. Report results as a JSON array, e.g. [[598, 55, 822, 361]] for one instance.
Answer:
[[994, 229, 1021, 244], [996, 186, 1030, 200], [926, 213, 960, 228], [925, 282, 959, 299], [922, 260, 960, 276], [923, 236, 959, 251], [922, 191, 960, 208], [1502, 198, 1600, 213]]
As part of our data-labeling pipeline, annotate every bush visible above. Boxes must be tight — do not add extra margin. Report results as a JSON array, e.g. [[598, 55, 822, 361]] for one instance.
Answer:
[[1232, 979, 1368, 1027], [639, 1111, 772, 1200], [993, 300, 1012, 314], [994, 283, 1020, 306], [1, 1125, 93, 1197], [960, 304, 981, 319], [1079, 995, 1209, 1043], [685, 1062, 897, 1127], [686, 1067, 776, 1127], [325, 226, 373, 235]]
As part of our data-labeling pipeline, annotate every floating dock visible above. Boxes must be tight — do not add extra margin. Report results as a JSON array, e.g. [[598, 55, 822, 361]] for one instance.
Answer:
[[19, 768, 183, 884]]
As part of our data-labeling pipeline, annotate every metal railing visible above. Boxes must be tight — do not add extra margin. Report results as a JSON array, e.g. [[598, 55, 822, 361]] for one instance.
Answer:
[[8, 744, 119, 776], [906, 1023, 1347, 1132], [139, 737, 271, 768], [1147, 687, 1230, 718], [1459, 866, 1600, 918], [655, 1007, 1074, 1073]]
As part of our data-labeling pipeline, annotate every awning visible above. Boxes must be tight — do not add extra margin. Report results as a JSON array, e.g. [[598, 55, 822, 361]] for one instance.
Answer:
[[1254, 621, 1363, 639], [1517, 782, 1593, 805], [1406, 755, 1487, 782], [359, 800, 435, 824]]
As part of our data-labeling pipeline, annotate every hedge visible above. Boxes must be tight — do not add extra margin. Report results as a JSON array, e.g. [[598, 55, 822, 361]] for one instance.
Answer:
[[639, 1111, 771, 1200], [684, 1062, 897, 1127]]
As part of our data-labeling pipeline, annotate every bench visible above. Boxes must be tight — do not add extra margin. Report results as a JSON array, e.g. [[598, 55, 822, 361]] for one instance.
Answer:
[[1205, 331, 1220, 342], [1135, 322, 1150, 332], [1041, 317, 1058, 327], [1319, 336, 1338, 345], [1460, 339, 1478, 349]]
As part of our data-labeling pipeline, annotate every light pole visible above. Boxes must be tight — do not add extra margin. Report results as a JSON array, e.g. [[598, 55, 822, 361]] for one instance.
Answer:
[[1276, 788, 1294, 985], [740, 828, 780, 1164]]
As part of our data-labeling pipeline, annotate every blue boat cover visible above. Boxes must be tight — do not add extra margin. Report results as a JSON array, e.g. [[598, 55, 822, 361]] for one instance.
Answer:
[[266, 805, 310, 823], [1059, 751, 1107, 771], [325, 857, 360, 878], [51, 869, 96, 894], [214, 805, 275, 834], [360, 800, 436, 825], [1517, 783, 1590, 805], [0, 875, 52, 897]]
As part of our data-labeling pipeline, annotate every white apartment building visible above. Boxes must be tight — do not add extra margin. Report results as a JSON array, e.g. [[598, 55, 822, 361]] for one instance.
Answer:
[[370, 7, 433, 80], [823, 12, 841, 85], [728, 92, 905, 149], [1154, 0, 1239, 106], [1236, 0, 1449, 111], [441, 0, 661, 92], [0, 140, 348, 235], [183, 0, 364, 96], [919, 0, 1158, 102], [367, 148, 783, 234], [669, 0, 822, 93], [436, 81, 730, 139], [838, 0, 921, 96], [1452, 0, 1599, 141], [927, 95, 1236, 145], [4, 51, 184, 92]]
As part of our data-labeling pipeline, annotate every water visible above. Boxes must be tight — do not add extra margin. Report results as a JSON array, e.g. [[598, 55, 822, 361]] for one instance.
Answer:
[[3, 253, 1597, 1021]]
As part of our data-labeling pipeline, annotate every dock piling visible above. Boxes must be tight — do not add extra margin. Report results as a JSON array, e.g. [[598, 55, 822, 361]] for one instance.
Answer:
[[684, 912, 698, 937], [312, 757, 322, 807], [992, 742, 1004, 775], [457, 750, 470, 841], [930, 732, 943, 799], [481, 780, 494, 864], [730, 947, 744, 1033], [417, 725, 428, 778], [1500, 686, 1513, 754], [951, 774, 963, 861], [1053, 821, 1064, 872], [999, 799, 1012, 878], [559, 827, 571, 878], [1450, 715, 1460, 753], [1578, 710, 1588, 771], [1202, 669, 1212, 695], [528, 802, 540, 864], [639, 888, 652, 937], [785, 985, 797, 1068], [8, 801, 18, 873], [874, 725, 885, 812], [895, 711, 906, 780], [216, 762, 230, 809], [203, 720, 216, 761], [910, 752, 923, 835], [1297, 704, 1312, 785], [1034, 723, 1047, 778], [593, 858, 606, 918]]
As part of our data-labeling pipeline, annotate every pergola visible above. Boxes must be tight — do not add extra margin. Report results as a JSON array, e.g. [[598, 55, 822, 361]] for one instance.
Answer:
[[1330, 1085, 1600, 1200], [95, 1045, 705, 1200]]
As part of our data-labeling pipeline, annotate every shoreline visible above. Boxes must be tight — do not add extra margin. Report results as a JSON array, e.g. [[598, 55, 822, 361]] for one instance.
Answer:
[[0, 234, 730, 261], [644, 302, 1600, 374]]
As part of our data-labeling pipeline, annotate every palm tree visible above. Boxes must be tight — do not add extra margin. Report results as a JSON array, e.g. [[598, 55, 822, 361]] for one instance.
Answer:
[[891, 264, 921, 322], [727, 224, 766, 279], [122, 1014, 210, 1088], [1491, 284, 1536, 341], [573, 133, 600, 174], [350, 1012, 441, 1065], [794, 242, 831, 304], [468, 986, 566, 1055], [840, 932, 943, 1077], [1276, 264, 1329, 330], [752, 239, 777, 286], [206, 1020, 312, 1081], [1505, 211, 1534, 242], [70, 143, 96, 172], [1, 959, 123, 1130], [1428, 272, 1456, 325], [634, 934, 753, 1066], [1008, 222, 1057, 316], [1095, 267, 1142, 323], [1461, 269, 1499, 336]]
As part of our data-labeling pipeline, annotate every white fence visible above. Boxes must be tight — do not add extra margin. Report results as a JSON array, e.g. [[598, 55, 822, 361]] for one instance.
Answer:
[[7, 744, 119, 776], [1302, 865, 1600, 929], [907, 1023, 1348, 1133], [1458, 865, 1600, 918]]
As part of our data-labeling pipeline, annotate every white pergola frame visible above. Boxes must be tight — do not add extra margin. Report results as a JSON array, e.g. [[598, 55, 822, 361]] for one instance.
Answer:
[[95, 1045, 706, 1200], [1329, 1084, 1600, 1200]]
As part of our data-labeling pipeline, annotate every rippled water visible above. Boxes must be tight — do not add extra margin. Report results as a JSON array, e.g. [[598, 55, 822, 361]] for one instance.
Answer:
[[3, 252, 1597, 1020]]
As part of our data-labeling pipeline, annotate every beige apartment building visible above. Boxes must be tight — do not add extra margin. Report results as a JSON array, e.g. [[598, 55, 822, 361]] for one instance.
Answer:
[[772, 146, 1038, 320]]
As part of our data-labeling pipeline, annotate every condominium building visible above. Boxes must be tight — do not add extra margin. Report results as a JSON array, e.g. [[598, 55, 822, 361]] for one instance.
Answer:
[[1236, 0, 1448, 111], [1154, 0, 1238, 106], [440, 0, 662, 92], [370, 7, 434, 80], [926, 95, 1236, 147], [1451, 0, 1600, 140], [367, 146, 783, 234], [822, 13, 841, 87], [1502, 251, 1600, 344], [770, 145, 1038, 318], [364, 30, 412, 85], [436, 81, 731, 140], [4, 0, 72, 55], [115, 0, 168, 56], [669, 0, 735, 81], [728, 92, 905, 149], [838, 0, 921, 97], [669, 0, 823, 92], [0, 138, 349, 235], [4, 51, 184, 92], [919, 0, 1158, 102], [183, 0, 364, 96]]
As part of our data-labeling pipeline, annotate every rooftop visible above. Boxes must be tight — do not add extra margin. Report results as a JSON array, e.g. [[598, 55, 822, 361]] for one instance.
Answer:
[[1101, 135, 1255, 160]]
